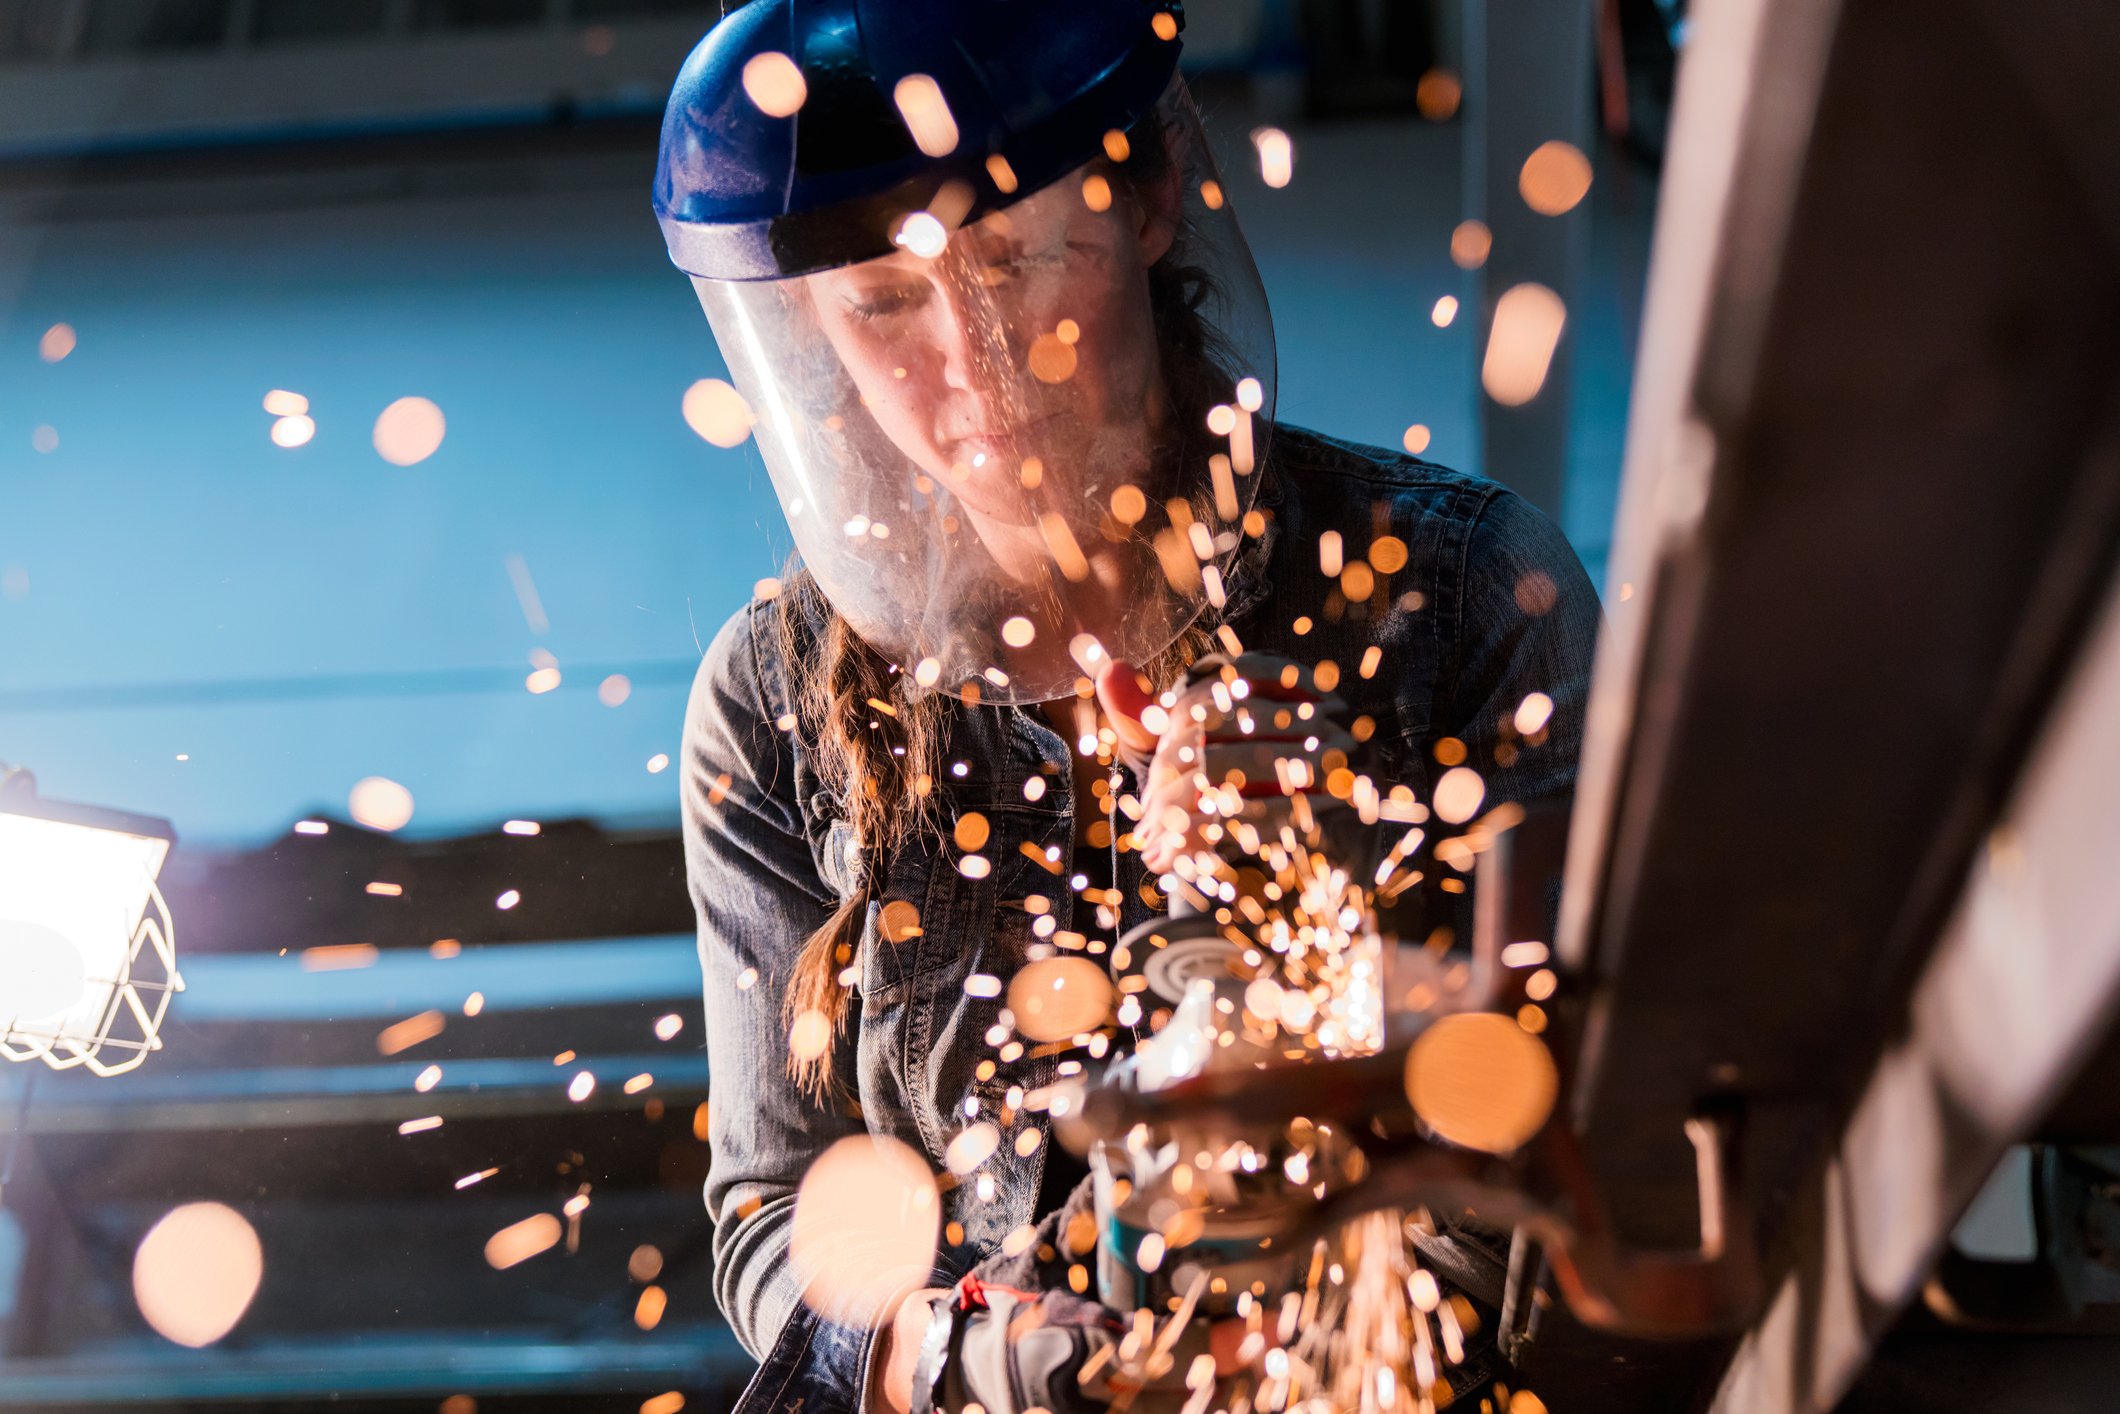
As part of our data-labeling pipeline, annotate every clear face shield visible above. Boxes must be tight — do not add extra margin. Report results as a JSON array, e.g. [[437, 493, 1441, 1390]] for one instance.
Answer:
[[694, 79, 1275, 704]]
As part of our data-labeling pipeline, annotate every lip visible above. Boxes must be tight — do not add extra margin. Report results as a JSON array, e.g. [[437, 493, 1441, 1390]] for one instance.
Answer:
[[943, 413, 1061, 457]]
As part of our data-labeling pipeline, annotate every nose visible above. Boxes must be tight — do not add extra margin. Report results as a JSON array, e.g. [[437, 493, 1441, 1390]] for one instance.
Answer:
[[926, 277, 1000, 395]]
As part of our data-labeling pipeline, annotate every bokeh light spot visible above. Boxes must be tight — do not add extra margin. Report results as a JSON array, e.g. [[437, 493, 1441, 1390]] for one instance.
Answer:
[[133, 1203, 263, 1347], [373, 396, 445, 466], [349, 776, 414, 832], [791, 1135, 939, 1324], [1404, 1012, 1557, 1154], [1482, 283, 1567, 407], [1519, 140, 1593, 216], [682, 378, 754, 448], [741, 51, 807, 117]]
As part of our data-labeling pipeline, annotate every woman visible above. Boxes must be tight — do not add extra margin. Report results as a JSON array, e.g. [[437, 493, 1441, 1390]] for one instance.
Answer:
[[657, 3, 1600, 1410]]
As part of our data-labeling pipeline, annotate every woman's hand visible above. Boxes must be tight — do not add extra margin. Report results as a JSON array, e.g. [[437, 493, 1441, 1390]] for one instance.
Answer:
[[1096, 655, 1357, 877]]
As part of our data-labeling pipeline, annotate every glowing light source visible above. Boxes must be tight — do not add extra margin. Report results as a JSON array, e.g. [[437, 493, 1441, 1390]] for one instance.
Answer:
[[646, 753, 670, 774], [741, 51, 807, 116], [598, 674, 632, 707], [892, 74, 959, 157], [0, 782, 178, 1076], [39, 323, 76, 362], [1402, 425, 1432, 456], [1482, 283, 1567, 407], [1431, 295, 1459, 327], [496, 889, 522, 910], [133, 1203, 262, 1347], [654, 1013, 683, 1041], [682, 378, 754, 447], [262, 389, 307, 416], [503, 819, 540, 836], [270, 415, 315, 448]]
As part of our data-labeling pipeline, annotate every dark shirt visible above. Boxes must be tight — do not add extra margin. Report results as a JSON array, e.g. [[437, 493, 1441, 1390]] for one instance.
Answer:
[[683, 424, 1604, 1413]]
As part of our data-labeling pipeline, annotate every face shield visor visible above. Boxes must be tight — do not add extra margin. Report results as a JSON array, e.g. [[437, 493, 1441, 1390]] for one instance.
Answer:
[[694, 79, 1275, 704]]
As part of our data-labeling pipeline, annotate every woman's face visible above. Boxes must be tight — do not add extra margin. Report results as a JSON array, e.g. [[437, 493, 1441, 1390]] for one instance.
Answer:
[[802, 169, 1179, 572]]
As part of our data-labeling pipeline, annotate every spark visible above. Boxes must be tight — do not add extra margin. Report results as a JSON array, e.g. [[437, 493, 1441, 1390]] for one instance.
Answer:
[[567, 1070, 596, 1102], [414, 1065, 442, 1092], [398, 1115, 443, 1135], [1514, 691, 1555, 734], [1499, 940, 1549, 968], [261, 388, 305, 415], [301, 943, 378, 971], [365, 881, 404, 897], [1252, 127, 1294, 188], [270, 414, 315, 448], [455, 1168, 499, 1190], [377, 1011, 445, 1056], [893, 74, 959, 157], [485, 1213, 562, 1269], [39, 323, 76, 362], [624, 1073, 654, 1094], [1431, 294, 1459, 327], [294, 820, 328, 835], [496, 888, 522, 910], [463, 990, 485, 1016], [1483, 283, 1567, 407], [654, 1013, 684, 1041], [646, 753, 670, 773]]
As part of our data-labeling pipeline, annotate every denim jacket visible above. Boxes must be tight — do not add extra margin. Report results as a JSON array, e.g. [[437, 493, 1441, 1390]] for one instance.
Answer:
[[681, 425, 1601, 1413]]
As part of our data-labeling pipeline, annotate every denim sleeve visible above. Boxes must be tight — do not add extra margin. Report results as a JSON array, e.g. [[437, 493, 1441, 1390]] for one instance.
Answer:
[[682, 602, 869, 1377], [1445, 488, 1603, 803]]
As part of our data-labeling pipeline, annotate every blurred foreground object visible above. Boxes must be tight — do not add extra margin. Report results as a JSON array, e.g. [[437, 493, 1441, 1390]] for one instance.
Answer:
[[0, 765, 179, 1077]]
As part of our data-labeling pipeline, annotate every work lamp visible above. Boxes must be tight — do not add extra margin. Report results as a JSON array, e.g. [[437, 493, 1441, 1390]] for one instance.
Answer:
[[0, 766, 181, 1075]]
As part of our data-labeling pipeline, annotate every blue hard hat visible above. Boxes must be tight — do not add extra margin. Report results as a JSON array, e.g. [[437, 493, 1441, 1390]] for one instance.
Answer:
[[653, 0, 1186, 281]]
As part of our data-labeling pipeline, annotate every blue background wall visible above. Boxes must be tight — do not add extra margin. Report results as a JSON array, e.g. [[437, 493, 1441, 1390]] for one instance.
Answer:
[[0, 112, 1646, 848]]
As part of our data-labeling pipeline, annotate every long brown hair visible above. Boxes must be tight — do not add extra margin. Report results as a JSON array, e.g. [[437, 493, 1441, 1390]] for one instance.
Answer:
[[774, 111, 1237, 1098]]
